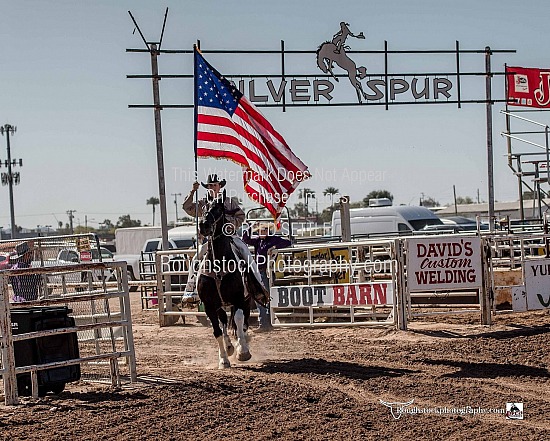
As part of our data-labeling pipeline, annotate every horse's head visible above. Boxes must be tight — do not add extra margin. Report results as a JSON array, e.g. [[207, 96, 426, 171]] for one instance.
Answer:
[[199, 196, 225, 238]]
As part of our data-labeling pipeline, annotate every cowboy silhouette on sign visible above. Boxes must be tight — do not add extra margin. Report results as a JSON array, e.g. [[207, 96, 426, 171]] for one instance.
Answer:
[[332, 21, 365, 54], [316, 22, 368, 103]]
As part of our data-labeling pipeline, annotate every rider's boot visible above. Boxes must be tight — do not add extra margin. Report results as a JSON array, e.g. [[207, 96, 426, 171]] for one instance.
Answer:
[[182, 275, 199, 303]]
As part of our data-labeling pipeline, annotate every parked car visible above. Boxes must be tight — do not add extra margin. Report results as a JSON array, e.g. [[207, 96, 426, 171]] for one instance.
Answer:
[[57, 247, 114, 263], [332, 205, 443, 237], [442, 216, 489, 231], [0, 252, 12, 270], [422, 216, 489, 233], [52, 247, 115, 286]]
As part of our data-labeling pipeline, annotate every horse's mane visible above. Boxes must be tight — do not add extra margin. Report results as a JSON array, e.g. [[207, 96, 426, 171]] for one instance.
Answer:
[[316, 41, 333, 55]]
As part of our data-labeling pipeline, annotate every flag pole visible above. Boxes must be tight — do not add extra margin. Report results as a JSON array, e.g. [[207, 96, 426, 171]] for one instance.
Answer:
[[193, 43, 199, 249]]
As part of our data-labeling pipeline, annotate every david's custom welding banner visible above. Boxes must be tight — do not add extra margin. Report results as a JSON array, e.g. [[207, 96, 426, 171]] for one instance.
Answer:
[[406, 237, 482, 292]]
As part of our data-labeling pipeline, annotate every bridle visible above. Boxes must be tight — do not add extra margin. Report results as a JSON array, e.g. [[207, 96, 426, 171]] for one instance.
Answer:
[[202, 198, 231, 307], [202, 199, 226, 242]]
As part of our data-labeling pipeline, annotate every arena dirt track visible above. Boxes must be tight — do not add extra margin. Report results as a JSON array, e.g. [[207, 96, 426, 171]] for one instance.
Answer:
[[1, 297, 549, 440]]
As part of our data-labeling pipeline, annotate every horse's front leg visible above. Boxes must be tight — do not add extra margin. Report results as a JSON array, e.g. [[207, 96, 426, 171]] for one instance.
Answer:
[[205, 305, 231, 369], [233, 308, 252, 361], [218, 309, 234, 357], [215, 334, 231, 369], [327, 61, 339, 82]]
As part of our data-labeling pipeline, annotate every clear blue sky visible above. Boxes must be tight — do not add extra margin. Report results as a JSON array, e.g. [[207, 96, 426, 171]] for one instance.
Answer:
[[1, 0, 548, 230]]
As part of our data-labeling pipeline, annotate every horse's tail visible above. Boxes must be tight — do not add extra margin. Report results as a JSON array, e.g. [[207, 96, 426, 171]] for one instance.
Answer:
[[229, 307, 237, 337]]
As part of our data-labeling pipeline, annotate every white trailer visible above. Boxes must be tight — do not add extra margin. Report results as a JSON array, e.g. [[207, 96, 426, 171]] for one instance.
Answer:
[[114, 227, 162, 282]]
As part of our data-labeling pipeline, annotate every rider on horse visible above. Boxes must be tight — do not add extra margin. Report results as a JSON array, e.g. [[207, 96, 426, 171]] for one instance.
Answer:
[[181, 174, 262, 302], [332, 22, 365, 54]]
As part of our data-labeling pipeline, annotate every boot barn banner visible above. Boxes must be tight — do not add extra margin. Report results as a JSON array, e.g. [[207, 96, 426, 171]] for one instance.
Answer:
[[506, 66, 550, 108], [270, 282, 393, 308], [406, 237, 483, 292]]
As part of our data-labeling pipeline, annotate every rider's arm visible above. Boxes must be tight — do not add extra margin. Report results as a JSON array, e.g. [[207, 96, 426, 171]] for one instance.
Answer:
[[241, 228, 259, 247], [182, 183, 204, 217]]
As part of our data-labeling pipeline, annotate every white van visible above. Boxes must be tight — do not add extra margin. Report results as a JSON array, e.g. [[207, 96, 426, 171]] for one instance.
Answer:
[[331, 206, 442, 237]]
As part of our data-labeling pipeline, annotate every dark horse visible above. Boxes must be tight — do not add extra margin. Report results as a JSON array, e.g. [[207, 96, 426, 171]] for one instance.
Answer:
[[197, 195, 252, 368]]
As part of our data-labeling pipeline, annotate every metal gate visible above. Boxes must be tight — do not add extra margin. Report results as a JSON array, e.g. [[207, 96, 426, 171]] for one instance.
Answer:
[[154, 239, 405, 329], [0, 261, 137, 405]]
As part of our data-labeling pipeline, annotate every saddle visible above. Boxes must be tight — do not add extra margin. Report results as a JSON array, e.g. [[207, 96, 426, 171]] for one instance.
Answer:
[[196, 238, 270, 307]]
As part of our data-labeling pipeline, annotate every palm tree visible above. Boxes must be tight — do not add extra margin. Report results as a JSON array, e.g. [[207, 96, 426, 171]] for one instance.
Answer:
[[146, 197, 160, 225], [298, 188, 316, 219], [323, 187, 340, 207]]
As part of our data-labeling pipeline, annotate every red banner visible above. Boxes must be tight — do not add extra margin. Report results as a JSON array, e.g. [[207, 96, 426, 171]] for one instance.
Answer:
[[507, 66, 550, 108]]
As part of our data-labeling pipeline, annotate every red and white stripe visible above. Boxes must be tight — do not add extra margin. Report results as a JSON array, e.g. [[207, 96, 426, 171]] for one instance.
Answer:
[[197, 96, 309, 218]]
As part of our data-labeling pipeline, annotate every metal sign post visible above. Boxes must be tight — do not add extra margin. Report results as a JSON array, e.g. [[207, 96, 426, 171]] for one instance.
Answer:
[[485, 47, 495, 230], [149, 43, 169, 252], [128, 10, 170, 252]]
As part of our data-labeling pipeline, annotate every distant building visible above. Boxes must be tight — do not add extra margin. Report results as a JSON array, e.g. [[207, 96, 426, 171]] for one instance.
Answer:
[[437, 199, 549, 220]]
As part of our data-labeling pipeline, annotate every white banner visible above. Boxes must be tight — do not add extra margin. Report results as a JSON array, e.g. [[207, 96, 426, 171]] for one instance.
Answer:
[[270, 282, 393, 308], [524, 259, 550, 310], [512, 286, 527, 312], [407, 237, 482, 292]]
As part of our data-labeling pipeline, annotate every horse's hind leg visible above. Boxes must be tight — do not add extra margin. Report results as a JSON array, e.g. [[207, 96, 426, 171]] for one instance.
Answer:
[[348, 74, 366, 103], [234, 309, 252, 361]]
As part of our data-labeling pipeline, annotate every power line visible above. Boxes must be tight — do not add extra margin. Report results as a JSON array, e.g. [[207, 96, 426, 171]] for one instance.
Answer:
[[0, 123, 22, 239], [66, 209, 76, 234]]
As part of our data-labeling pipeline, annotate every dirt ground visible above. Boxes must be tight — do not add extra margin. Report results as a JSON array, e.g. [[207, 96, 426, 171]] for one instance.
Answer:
[[1, 295, 549, 441]]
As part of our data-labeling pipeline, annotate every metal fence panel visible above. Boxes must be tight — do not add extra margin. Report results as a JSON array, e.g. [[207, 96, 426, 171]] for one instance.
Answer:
[[0, 260, 136, 405]]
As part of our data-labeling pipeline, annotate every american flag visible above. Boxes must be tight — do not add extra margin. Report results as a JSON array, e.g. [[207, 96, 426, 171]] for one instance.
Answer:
[[194, 49, 310, 219]]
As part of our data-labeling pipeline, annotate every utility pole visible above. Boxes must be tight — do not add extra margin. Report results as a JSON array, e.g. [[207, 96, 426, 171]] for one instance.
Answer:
[[453, 185, 458, 215], [0, 124, 22, 239], [66, 210, 76, 234], [172, 193, 182, 225]]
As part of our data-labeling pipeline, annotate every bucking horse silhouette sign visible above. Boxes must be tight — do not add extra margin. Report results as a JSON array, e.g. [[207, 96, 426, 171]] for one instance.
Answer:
[[316, 22, 369, 103]]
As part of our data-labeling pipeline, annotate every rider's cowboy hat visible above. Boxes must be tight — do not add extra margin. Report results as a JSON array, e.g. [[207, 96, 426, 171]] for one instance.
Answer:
[[201, 174, 226, 188], [11, 242, 33, 260]]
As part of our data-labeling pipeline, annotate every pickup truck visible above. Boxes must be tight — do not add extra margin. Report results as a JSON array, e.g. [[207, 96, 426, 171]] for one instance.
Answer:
[[114, 225, 196, 288]]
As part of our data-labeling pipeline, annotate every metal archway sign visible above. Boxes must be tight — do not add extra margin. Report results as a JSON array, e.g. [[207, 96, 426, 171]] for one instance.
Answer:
[[128, 21, 514, 111], [127, 12, 516, 237]]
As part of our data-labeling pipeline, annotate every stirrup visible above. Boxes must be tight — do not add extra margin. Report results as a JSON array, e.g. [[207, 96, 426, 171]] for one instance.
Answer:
[[181, 292, 200, 303]]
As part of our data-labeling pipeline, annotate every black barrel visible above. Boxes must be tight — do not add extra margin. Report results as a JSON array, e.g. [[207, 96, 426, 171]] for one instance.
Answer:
[[11, 306, 81, 396]]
